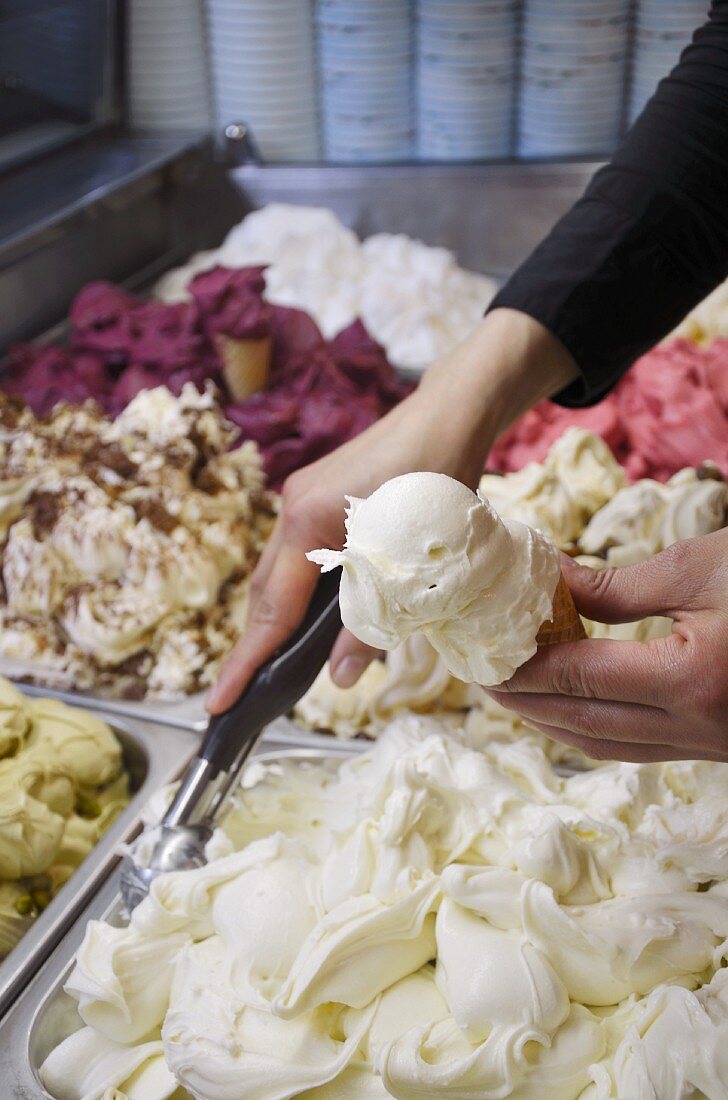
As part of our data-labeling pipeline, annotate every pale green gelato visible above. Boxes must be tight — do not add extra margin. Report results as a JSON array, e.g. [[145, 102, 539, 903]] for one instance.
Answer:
[[0, 749, 74, 817], [0, 778, 65, 878], [0, 881, 36, 958], [27, 698, 122, 788], [0, 676, 30, 759], [0, 678, 129, 955]]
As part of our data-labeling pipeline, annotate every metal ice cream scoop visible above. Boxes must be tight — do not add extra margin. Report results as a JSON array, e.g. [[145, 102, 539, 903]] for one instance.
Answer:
[[120, 568, 342, 914]]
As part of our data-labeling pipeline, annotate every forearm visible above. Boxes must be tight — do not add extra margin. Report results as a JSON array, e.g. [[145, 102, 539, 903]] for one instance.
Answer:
[[418, 308, 578, 482]]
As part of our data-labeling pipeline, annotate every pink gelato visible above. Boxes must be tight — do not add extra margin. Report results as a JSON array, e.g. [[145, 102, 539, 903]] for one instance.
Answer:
[[70, 282, 138, 363], [489, 338, 728, 482], [71, 282, 215, 395]]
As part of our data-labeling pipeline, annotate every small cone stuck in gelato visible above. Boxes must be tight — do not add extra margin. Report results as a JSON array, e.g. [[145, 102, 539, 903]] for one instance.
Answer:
[[189, 265, 273, 401], [308, 472, 582, 686], [216, 332, 273, 401]]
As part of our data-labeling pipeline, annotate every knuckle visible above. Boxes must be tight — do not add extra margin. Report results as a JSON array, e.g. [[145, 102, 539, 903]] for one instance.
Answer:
[[248, 576, 264, 608], [249, 594, 278, 627], [549, 650, 591, 698], [666, 630, 727, 714], [701, 659, 728, 714], [579, 735, 616, 761], [281, 493, 314, 536], [248, 593, 288, 632], [660, 539, 692, 574], [584, 565, 622, 601], [280, 469, 306, 503], [648, 635, 687, 702]]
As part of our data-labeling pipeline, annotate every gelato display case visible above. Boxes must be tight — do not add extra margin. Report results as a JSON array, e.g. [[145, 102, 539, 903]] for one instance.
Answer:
[[1, 3, 728, 1098]]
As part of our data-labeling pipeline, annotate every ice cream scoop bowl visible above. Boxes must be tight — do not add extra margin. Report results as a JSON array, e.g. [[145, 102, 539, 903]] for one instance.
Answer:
[[120, 568, 342, 915], [120, 823, 212, 912]]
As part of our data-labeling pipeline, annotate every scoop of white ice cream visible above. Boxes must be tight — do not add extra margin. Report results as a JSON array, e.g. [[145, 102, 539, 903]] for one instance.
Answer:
[[308, 472, 560, 685]]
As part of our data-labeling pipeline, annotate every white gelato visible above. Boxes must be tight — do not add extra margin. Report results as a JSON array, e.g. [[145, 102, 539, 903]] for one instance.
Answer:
[[153, 204, 498, 371], [0, 473, 37, 540], [579, 465, 728, 566], [673, 274, 728, 342], [42, 714, 728, 1099], [308, 472, 560, 685], [479, 428, 627, 548], [295, 636, 480, 740]]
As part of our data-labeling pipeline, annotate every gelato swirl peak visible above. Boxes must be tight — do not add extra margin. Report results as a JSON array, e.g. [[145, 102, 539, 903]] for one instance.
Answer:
[[308, 472, 560, 684]]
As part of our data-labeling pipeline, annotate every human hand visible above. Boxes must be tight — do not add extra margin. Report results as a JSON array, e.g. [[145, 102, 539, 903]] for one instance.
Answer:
[[207, 309, 577, 712], [487, 528, 728, 762]]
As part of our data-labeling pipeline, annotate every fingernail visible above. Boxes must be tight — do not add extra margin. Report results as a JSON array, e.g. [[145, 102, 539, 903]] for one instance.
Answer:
[[205, 686, 221, 711], [331, 655, 368, 689]]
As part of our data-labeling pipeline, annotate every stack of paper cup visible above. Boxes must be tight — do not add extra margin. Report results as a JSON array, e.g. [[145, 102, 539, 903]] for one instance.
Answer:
[[128, 0, 211, 131], [317, 0, 414, 163], [518, 0, 630, 158], [207, 0, 319, 162], [629, 0, 707, 124], [416, 0, 518, 161]]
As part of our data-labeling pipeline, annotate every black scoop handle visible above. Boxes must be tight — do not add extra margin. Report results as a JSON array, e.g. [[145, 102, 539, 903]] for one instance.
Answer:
[[200, 567, 342, 772]]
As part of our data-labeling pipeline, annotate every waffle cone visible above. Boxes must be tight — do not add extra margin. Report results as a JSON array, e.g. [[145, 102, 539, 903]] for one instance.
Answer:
[[536, 573, 586, 647], [217, 333, 272, 401]]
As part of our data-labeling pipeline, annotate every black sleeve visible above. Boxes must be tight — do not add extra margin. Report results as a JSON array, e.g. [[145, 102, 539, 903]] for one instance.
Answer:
[[489, 0, 728, 408]]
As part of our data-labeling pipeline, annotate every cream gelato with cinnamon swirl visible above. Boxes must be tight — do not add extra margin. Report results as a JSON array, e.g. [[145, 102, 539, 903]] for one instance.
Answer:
[[0, 384, 276, 699]]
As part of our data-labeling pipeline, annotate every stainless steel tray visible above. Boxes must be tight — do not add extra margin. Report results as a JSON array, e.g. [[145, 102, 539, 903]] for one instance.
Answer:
[[0, 714, 201, 1021], [5, 671, 375, 754], [0, 874, 135, 1100], [0, 744, 587, 1097], [0, 661, 212, 731], [0, 749, 346, 1099]]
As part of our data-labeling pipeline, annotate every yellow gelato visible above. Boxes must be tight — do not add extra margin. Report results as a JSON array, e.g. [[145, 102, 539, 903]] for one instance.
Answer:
[[479, 427, 626, 548]]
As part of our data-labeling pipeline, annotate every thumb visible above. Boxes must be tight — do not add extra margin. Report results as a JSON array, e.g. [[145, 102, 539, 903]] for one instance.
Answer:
[[562, 539, 711, 624], [329, 629, 382, 689], [206, 544, 319, 713]]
